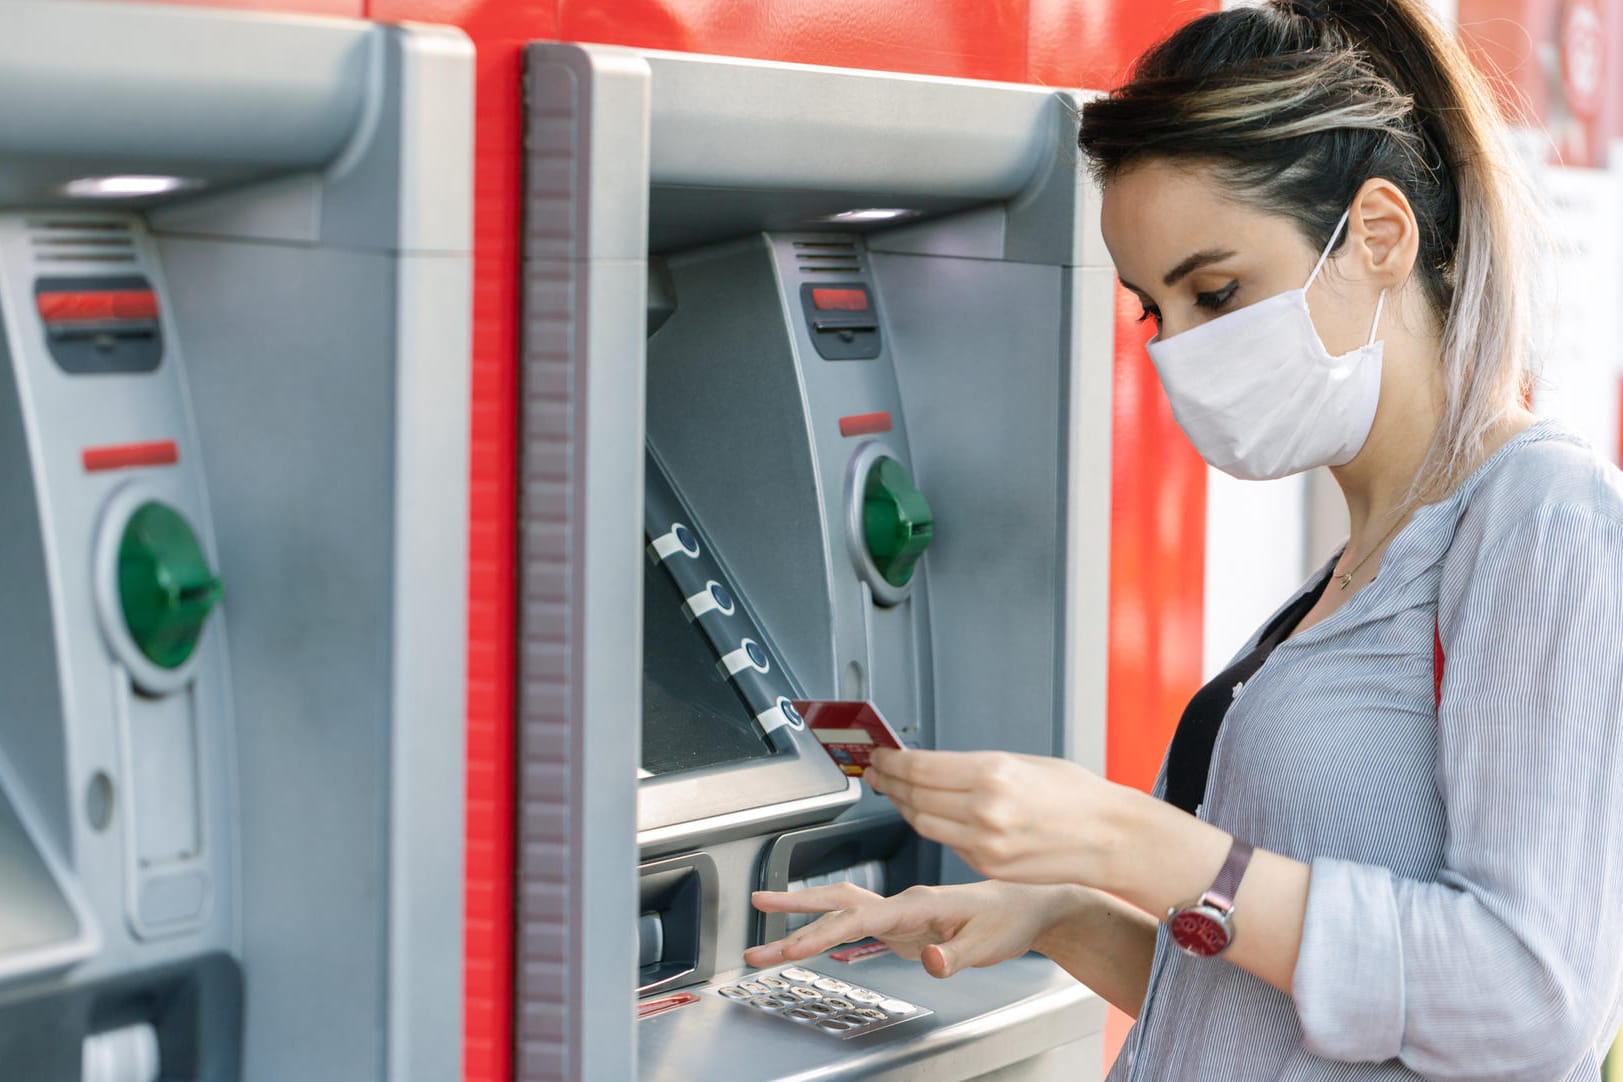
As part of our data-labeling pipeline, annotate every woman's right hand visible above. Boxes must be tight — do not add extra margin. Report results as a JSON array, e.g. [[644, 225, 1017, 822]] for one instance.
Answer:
[[743, 880, 1078, 979]]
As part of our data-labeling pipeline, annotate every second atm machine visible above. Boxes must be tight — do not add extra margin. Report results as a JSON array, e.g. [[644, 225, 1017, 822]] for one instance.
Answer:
[[519, 47, 1115, 1081], [0, 5, 471, 1080]]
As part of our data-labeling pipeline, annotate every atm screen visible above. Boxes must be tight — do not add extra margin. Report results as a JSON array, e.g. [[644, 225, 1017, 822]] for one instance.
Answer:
[[642, 557, 776, 777]]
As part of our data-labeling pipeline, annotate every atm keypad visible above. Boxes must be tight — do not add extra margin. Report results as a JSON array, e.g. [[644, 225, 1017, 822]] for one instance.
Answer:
[[715, 967, 932, 1040]]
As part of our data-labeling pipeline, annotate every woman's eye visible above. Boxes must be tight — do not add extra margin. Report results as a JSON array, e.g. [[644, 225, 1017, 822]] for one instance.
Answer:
[[1195, 281, 1239, 310]]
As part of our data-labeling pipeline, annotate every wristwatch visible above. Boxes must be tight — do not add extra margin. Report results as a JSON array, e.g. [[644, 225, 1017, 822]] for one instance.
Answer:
[[1166, 837, 1253, 958]]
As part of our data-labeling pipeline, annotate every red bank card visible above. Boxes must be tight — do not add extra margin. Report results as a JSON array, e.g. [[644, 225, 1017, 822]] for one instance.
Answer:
[[793, 700, 906, 776]]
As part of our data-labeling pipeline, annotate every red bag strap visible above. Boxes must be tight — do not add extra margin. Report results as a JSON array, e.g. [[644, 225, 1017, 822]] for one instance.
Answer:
[[1434, 616, 1445, 712]]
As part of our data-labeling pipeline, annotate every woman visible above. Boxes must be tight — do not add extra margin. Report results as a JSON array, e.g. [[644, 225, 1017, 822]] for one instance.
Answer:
[[745, 0, 1623, 1077]]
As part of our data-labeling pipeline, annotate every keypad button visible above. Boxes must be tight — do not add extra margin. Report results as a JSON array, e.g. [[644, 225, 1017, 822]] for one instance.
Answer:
[[812, 977, 851, 993], [741, 981, 768, 994], [748, 995, 781, 1010], [781, 967, 817, 982], [853, 1008, 887, 1021], [847, 988, 883, 1004], [818, 1019, 854, 1032], [823, 997, 853, 1010], [718, 986, 750, 1000], [769, 994, 800, 1009], [783, 1008, 817, 1023], [759, 976, 788, 989], [790, 987, 821, 1000], [880, 998, 916, 1014], [800, 1002, 833, 1016]]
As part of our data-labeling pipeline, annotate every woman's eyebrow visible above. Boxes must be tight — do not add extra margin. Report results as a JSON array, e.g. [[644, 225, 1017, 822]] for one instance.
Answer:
[[1163, 248, 1236, 287]]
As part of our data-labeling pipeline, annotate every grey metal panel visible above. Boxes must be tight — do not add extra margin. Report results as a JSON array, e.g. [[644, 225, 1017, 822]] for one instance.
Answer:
[[386, 248, 471, 1082], [0, 2, 374, 209], [161, 236, 399, 1082], [643, 51, 1054, 199], [519, 43, 649, 1082], [867, 252, 1069, 882]]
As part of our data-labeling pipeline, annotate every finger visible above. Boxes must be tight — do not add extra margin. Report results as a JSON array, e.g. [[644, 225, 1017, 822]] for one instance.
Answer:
[[750, 884, 877, 914], [908, 810, 987, 856], [772, 907, 875, 962], [866, 774, 987, 828], [870, 748, 997, 791], [743, 940, 790, 966], [920, 918, 1011, 979]]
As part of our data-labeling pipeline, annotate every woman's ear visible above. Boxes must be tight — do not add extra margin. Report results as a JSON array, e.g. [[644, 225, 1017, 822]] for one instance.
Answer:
[[1348, 178, 1420, 287]]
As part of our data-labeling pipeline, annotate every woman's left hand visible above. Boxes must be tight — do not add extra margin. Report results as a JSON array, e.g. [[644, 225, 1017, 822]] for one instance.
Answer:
[[865, 747, 1146, 890]]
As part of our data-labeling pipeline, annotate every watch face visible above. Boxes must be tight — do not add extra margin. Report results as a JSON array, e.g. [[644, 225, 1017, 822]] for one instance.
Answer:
[[1169, 906, 1231, 958]]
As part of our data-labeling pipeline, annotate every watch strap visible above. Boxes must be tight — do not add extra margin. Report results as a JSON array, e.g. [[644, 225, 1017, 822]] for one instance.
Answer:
[[1203, 837, 1254, 912]]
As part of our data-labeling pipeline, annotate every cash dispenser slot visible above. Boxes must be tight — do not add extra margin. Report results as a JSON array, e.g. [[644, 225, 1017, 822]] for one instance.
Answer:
[[637, 853, 718, 996], [756, 820, 917, 945]]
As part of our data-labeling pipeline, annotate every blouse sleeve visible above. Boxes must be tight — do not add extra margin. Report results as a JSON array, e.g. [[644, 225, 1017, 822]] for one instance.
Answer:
[[1291, 501, 1623, 1079]]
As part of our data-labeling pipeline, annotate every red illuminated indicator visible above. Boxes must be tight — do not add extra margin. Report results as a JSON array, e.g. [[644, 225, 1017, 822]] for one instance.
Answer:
[[37, 290, 159, 324], [831, 941, 891, 963], [82, 440, 179, 473], [811, 288, 870, 312], [839, 412, 893, 437], [637, 992, 700, 1020]]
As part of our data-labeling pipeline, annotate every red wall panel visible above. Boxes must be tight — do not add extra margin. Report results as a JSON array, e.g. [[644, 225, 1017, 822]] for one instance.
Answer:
[[1028, 0, 1201, 90], [556, 0, 1029, 81], [364, 6, 556, 1082]]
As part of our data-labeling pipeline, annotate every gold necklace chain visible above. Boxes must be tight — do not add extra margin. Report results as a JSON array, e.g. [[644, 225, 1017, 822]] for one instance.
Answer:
[[1335, 512, 1408, 591]]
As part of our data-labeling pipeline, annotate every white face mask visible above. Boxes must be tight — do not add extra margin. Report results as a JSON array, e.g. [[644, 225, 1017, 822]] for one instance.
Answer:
[[1145, 209, 1386, 481]]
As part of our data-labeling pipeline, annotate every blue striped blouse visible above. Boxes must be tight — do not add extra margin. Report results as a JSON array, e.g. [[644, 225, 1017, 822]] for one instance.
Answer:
[[1110, 420, 1623, 1081]]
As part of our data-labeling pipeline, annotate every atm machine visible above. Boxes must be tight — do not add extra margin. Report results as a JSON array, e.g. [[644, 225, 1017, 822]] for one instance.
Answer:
[[518, 47, 1114, 1080], [0, 5, 471, 1081]]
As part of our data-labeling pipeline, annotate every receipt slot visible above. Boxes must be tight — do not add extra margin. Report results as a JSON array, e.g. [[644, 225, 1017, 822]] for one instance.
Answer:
[[518, 46, 1114, 1081], [0, 5, 472, 1080]]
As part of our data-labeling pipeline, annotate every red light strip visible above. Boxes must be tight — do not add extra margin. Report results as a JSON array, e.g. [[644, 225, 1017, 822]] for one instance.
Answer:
[[811, 287, 870, 312], [839, 411, 893, 437], [636, 992, 700, 1020], [82, 439, 179, 472], [37, 290, 160, 324], [831, 940, 891, 963]]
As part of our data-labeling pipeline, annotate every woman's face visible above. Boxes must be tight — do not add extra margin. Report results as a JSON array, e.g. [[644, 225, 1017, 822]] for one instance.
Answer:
[[1100, 158, 1374, 355]]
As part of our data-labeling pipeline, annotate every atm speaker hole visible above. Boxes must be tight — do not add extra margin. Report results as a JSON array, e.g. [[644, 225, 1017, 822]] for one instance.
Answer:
[[842, 661, 867, 700], [86, 772, 115, 832]]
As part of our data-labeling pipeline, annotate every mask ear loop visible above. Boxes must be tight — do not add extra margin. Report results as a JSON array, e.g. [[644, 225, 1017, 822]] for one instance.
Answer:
[[1310, 209, 1387, 347], [1366, 290, 1387, 347], [1306, 209, 1352, 290]]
